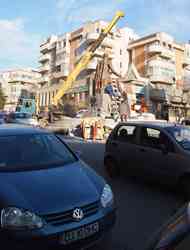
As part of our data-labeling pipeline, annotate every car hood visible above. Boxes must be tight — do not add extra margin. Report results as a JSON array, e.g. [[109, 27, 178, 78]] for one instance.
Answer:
[[0, 162, 103, 215]]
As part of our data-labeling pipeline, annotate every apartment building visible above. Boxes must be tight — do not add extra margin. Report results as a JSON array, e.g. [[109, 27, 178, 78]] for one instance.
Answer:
[[38, 20, 138, 109], [0, 69, 41, 112], [128, 32, 190, 121], [38, 34, 71, 107]]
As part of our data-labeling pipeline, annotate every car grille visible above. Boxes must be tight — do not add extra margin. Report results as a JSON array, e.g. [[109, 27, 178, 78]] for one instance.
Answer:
[[42, 201, 100, 226]]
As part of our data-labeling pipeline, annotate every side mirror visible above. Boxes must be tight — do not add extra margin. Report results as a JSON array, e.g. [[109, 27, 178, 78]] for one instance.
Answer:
[[160, 144, 168, 154]]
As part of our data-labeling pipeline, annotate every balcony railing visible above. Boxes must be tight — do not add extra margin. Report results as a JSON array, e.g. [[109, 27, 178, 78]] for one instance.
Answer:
[[39, 65, 50, 72], [86, 58, 98, 70], [148, 45, 174, 59], [36, 76, 49, 84], [148, 45, 163, 54], [81, 32, 113, 47], [40, 43, 50, 52], [147, 59, 175, 70], [56, 57, 70, 66], [52, 69, 69, 79], [183, 57, 190, 67], [183, 74, 190, 90], [149, 74, 175, 84], [160, 48, 175, 59], [39, 54, 50, 62]]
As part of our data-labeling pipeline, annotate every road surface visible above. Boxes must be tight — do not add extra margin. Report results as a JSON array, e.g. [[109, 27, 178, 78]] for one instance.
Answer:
[[62, 136, 185, 250]]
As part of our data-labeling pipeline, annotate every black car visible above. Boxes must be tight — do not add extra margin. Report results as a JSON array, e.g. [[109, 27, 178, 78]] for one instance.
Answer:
[[104, 122, 190, 196], [0, 125, 115, 249]]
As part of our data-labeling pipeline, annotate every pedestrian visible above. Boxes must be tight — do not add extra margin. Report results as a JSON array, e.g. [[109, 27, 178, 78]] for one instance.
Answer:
[[119, 92, 130, 122]]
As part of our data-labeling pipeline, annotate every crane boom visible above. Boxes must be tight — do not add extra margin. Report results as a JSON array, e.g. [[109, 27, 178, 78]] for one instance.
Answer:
[[52, 11, 124, 106]]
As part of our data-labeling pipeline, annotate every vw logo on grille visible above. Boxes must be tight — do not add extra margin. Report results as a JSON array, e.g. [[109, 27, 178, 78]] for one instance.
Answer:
[[72, 208, 84, 221]]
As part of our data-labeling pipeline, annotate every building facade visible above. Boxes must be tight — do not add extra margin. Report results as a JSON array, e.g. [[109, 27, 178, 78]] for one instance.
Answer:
[[0, 69, 41, 112], [37, 21, 138, 109], [127, 32, 190, 121]]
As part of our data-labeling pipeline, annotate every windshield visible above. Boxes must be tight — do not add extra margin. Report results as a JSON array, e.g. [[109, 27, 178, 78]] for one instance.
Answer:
[[167, 127, 190, 150], [0, 134, 77, 170]]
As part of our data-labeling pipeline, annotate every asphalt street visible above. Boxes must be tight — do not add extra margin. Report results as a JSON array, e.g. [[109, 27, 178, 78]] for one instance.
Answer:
[[62, 136, 185, 250]]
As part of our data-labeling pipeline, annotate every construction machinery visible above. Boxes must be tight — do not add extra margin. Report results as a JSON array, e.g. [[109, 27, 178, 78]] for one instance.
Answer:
[[93, 53, 123, 119], [51, 11, 124, 107]]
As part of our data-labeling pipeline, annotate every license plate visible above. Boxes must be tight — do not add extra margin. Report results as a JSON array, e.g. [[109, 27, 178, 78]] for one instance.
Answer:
[[60, 222, 99, 245]]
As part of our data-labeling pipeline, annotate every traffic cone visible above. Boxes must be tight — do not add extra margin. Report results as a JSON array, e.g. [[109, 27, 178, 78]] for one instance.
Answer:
[[92, 122, 97, 142]]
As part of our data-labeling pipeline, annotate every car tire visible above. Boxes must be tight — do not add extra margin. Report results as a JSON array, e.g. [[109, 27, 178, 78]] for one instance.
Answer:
[[180, 176, 190, 200], [104, 157, 119, 178]]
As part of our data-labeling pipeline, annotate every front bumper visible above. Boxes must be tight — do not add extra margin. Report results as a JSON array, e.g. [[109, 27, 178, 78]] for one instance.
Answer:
[[1, 208, 116, 249]]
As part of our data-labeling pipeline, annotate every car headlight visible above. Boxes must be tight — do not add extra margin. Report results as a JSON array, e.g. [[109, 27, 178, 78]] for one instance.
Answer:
[[1, 207, 43, 230], [100, 184, 114, 208]]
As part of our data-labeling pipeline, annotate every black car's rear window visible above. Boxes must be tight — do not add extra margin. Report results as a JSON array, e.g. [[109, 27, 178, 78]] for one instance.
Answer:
[[0, 134, 77, 170]]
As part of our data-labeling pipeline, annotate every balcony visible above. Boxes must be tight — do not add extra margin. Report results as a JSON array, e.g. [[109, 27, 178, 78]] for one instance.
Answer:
[[86, 58, 98, 70], [56, 57, 70, 66], [52, 69, 69, 79], [150, 74, 175, 84], [39, 65, 50, 73], [147, 59, 175, 70], [39, 54, 50, 62], [160, 48, 175, 59], [82, 32, 113, 48], [183, 74, 190, 90], [183, 57, 190, 67], [40, 43, 50, 53], [148, 45, 163, 54], [38, 76, 49, 83], [148, 45, 174, 59]]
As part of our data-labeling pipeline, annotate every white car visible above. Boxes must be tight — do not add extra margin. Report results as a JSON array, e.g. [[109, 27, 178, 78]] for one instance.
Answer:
[[75, 109, 89, 118], [8, 112, 39, 127]]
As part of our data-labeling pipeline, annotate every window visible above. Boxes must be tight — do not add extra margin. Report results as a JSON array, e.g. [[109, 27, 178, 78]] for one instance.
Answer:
[[120, 49, 122, 55], [167, 127, 190, 150], [116, 125, 137, 143], [120, 62, 122, 68], [141, 127, 174, 152], [141, 127, 161, 148]]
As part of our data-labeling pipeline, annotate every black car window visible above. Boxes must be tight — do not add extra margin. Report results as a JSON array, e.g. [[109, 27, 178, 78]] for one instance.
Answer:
[[140, 127, 160, 148], [167, 127, 190, 151], [116, 125, 137, 144], [141, 127, 174, 152], [0, 134, 77, 170]]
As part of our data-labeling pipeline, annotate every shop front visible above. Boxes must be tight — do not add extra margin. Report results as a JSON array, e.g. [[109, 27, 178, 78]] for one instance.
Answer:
[[149, 88, 169, 120]]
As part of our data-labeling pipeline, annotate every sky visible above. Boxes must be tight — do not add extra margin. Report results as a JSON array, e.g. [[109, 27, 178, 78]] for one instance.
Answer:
[[0, 0, 189, 70]]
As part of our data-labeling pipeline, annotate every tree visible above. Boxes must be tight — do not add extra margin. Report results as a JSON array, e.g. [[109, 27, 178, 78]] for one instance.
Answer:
[[0, 87, 6, 110]]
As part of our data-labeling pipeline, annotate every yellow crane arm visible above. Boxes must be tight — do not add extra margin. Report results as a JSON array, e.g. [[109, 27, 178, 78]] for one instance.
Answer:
[[52, 11, 124, 106]]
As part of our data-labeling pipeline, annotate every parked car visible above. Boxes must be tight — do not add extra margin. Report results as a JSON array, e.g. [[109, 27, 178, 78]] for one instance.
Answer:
[[104, 121, 190, 196], [0, 125, 115, 249], [0, 112, 5, 124], [181, 119, 190, 126], [75, 109, 89, 118], [144, 201, 190, 250], [5, 112, 39, 127]]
